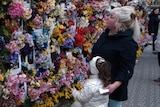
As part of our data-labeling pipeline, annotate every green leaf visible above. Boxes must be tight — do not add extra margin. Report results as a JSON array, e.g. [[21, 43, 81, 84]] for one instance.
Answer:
[[0, 25, 11, 37]]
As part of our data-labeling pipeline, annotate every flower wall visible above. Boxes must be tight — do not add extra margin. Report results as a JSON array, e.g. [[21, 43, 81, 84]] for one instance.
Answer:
[[0, 0, 151, 106]]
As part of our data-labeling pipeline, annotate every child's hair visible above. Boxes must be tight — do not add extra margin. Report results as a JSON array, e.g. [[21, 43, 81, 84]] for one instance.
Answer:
[[96, 58, 111, 87]]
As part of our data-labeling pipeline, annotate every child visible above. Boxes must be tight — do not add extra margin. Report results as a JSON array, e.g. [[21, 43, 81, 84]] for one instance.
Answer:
[[72, 56, 111, 107]]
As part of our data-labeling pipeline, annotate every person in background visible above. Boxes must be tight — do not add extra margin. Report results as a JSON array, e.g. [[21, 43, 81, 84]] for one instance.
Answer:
[[72, 56, 111, 107], [148, 7, 160, 54], [154, 26, 160, 83], [92, 6, 140, 107]]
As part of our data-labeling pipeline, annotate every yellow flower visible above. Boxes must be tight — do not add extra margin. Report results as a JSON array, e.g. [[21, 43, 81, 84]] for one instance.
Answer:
[[57, 36, 65, 46], [95, 24, 100, 30], [65, 93, 71, 99], [136, 47, 143, 58], [62, 88, 72, 99], [27, 21, 35, 28], [57, 91, 64, 98], [53, 27, 61, 36], [0, 13, 5, 19], [59, 24, 66, 30], [49, 12, 54, 17], [0, 74, 4, 81], [51, 75, 56, 81], [19, 99, 24, 103], [75, 82, 83, 90], [20, 34, 25, 41], [43, 50, 47, 56], [31, 68, 36, 75], [52, 94, 59, 103], [50, 45, 56, 52], [42, 97, 54, 107], [30, 80, 35, 85], [87, 6, 93, 16], [35, 82, 40, 87]]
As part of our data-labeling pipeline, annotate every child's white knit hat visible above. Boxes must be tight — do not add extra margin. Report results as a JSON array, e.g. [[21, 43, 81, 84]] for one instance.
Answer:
[[90, 56, 101, 75]]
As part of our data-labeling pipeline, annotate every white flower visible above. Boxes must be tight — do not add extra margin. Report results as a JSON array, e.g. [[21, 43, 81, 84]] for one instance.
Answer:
[[76, 17, 89, 28]]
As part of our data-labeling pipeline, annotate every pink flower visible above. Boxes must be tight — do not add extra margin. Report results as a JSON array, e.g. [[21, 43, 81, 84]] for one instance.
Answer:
[[5, 40, 20, 53], [7, 2, 24, 19], [89, 16, 96, 21], [4, 74, 28, 100], [32, 14, 43, 29], [28, 81, 57, 101]]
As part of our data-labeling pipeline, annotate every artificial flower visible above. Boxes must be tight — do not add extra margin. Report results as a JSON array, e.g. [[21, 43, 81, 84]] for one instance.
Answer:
[[89, 16, 97, 22], [0, 13, 5, 19], [46, 0, 56, 10], [63, 37, 74, 49], [74, 1, 86, 15], [5, 40, 20, 53], [37, 1, 47, 14], [4, 73, 29, 102], [52, 94, 59, 103], [5, 19, 19, 33], [32, 14, 43, 29], [0, 74, 4, 81], [74, 34, 84, 47], [54, 4, 66, 18], [83, 41, 92, 52], [59, 24, 66, 30], [44, 17, 56, 28], [68, 20, 74, 27], [76, 16, 89, 28], [7, 1, 24, 19]]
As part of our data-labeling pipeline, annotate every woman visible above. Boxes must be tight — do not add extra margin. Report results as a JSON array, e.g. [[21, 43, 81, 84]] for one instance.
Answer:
[[91, 6, 140, 107], [148, 7, 160, 54]]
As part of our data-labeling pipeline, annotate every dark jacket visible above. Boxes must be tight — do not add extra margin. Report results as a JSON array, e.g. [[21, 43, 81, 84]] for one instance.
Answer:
[[148, 14, 160, 36], [92, 28, 138, 101]]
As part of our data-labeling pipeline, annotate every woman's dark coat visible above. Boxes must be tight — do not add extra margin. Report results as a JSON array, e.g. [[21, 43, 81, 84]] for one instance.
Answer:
[[92, 28, 138, 101], [148, 13, 160, 36]]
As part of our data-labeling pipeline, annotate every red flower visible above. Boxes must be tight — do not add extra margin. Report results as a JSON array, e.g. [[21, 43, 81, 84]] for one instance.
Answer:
[[68, 20, 74, 27], [76, 27, 87, 35], [74, 33, 84, 47], [88, 25, 95, 33]]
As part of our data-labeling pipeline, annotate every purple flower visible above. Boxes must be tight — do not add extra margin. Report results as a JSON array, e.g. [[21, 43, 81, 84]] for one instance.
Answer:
[[63, 37, 74, 49], [6, 51, 20, 66]]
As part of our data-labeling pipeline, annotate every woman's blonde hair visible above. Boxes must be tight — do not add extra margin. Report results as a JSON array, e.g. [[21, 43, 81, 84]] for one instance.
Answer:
[[110, 6, 141, 41]]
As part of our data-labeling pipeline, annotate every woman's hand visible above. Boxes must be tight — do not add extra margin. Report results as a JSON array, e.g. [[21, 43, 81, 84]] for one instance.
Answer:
[[106, 81, 122, 94]]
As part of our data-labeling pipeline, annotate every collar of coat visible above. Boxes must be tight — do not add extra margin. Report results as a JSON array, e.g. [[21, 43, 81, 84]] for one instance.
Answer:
[[105, 28, 134, 38]]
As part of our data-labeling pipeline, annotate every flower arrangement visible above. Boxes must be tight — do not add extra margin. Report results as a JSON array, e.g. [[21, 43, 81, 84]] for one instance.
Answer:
[[0, 72, 29, 107]]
